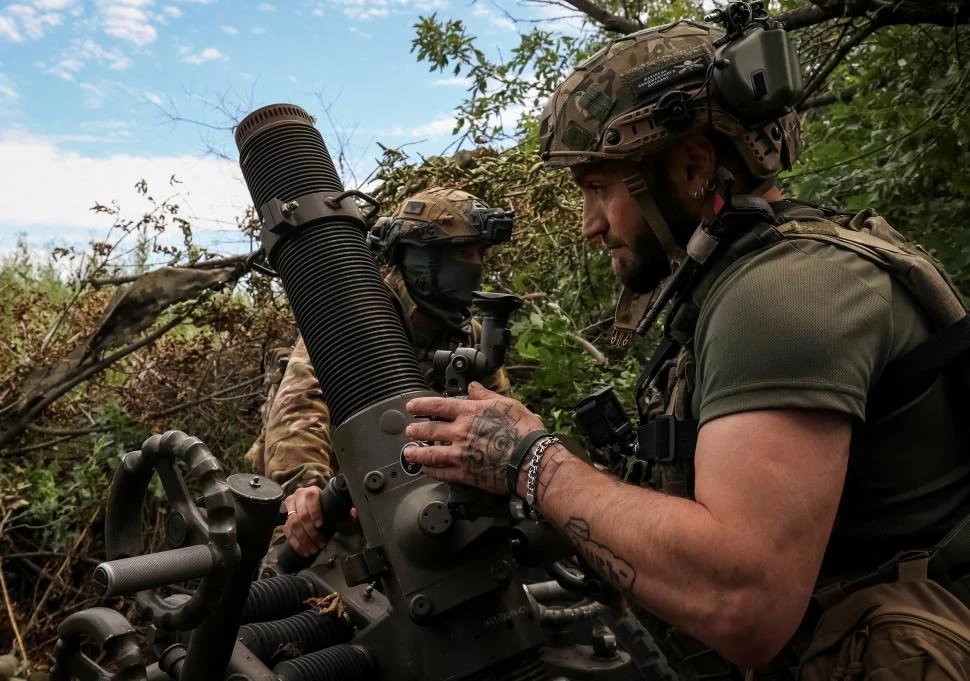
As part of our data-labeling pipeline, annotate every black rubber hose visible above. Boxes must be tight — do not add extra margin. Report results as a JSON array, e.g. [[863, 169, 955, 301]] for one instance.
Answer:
[[235, 104, 426, 427], [239, 610, 353, 664], [242, 574, 316, 624], [273, 644, 377, 681]]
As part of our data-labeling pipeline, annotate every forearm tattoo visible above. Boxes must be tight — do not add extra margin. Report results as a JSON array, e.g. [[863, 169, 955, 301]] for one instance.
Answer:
[[564, 517, 637, 593], [462, 405, 520, 489], [536, 446, 570, 506]]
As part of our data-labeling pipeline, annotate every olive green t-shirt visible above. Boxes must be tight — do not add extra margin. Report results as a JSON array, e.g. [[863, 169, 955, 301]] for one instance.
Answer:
[[692, 237, 970, 577]]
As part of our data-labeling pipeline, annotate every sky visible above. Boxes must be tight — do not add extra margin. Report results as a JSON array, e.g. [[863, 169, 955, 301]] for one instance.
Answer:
[[0, 0, 581, 263]]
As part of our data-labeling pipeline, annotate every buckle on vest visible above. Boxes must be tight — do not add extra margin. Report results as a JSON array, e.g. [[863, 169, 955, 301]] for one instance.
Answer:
[[642, 415, 677, 463], [637, 415, 699, 463]]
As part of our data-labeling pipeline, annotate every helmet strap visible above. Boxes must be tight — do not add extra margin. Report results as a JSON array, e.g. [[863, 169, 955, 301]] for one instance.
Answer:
[[622, 172, 686, 269]]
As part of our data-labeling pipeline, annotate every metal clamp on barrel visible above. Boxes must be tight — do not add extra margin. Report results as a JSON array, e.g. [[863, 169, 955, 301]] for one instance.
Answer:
[[258, 190, 381, 261]]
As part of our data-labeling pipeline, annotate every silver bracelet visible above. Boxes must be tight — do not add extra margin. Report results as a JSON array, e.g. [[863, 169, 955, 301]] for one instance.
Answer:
[[525, 435, 560, 520]]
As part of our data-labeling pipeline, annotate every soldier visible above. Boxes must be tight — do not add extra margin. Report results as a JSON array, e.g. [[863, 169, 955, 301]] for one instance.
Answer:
[[402, 17, 970, 681], [246, 187, 513, 558]]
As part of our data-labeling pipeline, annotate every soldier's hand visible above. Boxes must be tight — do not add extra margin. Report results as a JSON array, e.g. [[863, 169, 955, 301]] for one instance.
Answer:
[[404, 381, 545, 495], [283, 486, 327, 557]]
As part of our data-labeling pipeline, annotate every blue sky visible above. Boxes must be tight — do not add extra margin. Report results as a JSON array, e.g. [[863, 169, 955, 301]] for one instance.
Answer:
[[0, 0, 581, 260]]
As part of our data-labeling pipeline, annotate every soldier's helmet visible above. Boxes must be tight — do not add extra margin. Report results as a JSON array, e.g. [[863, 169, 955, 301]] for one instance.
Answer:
[[538, 20, 802, 181], [367, 187, 513, 264]]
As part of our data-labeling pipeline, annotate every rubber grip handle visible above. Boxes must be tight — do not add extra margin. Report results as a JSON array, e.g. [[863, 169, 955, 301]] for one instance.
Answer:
[[278, 476, 352, 574], [94, 544, 214, 597]]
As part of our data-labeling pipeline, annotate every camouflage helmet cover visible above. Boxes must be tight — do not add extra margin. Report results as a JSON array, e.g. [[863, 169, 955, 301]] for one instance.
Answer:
[[538, 20, 802, 179], [372, 187, 493, 246]]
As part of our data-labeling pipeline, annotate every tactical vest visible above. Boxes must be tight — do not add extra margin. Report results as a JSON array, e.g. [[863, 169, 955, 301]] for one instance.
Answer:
[[629, 204, 970, 680]]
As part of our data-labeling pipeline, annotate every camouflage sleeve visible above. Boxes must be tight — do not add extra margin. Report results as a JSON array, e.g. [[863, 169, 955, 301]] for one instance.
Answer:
[[263, 336, 335, 488], [244, 436, 267, 476]]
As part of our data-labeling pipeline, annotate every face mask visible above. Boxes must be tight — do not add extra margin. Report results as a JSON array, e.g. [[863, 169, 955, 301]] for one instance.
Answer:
[[400, 246, 484, 329]]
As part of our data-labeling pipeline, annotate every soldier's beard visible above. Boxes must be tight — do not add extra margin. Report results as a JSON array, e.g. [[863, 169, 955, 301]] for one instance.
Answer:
[[622, 169, 699, 295]]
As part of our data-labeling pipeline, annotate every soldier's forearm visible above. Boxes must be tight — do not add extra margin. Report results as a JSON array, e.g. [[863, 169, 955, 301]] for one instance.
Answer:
[[525, 444, 780, 665]]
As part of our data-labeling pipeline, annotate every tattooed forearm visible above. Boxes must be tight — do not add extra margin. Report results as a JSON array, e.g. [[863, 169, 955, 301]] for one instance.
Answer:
[[564, 517, 637, 593], [461, 405, 520, 489], [535, 445, 570, 506]]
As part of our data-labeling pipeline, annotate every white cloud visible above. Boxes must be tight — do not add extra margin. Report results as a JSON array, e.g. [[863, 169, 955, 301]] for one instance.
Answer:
[[79, 81, 105, 108], [80, 38, 131, 70], [472, 5, 515, 31], [0, 128, 252, 234], [330, 0, 446, 21], [34, 0, 78, 9], [348, 6, 387, 19], [45, 39, 130, 81], [163, 5, 182, 16], [0, 16, 22, 41], [380, 114, 456, 139], [220, 24, 237, 34], [0, 74, 16, 100], [180, 47, 226, 64], [81, 118, 130, 135], [257, 2, 276, 10], [142, 90, 163, 105], [411, 115, 456, 137], [97, 0, 158, 46], [0, 2, 65, 41], [48, 56, 83, 81], [433, 76, 469, 87]]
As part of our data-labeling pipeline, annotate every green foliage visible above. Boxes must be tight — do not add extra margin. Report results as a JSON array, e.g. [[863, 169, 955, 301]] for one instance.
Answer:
[[787, 25, 970, 288], [409, 1, 706, 143]]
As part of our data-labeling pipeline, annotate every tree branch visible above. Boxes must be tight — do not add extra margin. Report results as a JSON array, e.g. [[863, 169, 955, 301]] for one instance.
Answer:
[[557, 0, 640, 33], [797, 85, 859, 110], [799, 23, 877, 103], [779, 1, 970, 32], [568, 332, 609, 366]]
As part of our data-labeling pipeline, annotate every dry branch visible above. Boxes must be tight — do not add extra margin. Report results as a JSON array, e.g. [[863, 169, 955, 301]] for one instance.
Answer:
[[568, 332, 610, 366], [0, 556, 28, 668], [20, 507, 98, 644], [0, 315, 187, 451]]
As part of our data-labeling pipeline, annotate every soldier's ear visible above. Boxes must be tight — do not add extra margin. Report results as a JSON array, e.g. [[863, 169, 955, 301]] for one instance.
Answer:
[[678, 135, 717, 185], [661, 135, 716, 203]]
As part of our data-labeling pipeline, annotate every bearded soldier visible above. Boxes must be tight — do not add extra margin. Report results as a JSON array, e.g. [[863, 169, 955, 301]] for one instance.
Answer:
[[402, 17, 970, 680], [246, 187, 513, 558]]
